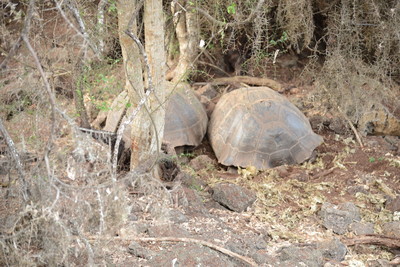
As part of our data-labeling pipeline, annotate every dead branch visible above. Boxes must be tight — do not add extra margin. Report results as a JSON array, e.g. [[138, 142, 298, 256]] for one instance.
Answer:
[[312, 166, 337, 180], [342, 235, 400, 249], [212, 76, 283, 91], [90, 236, 258, 266], [338, 106, 364, 148], [0, 0, 37, 70], [194, 0, 265, 28], [0, 118, 29, 201], [97, 0, 108, 53], [198, 60, 232, 77], [55, 0, 100, 59]]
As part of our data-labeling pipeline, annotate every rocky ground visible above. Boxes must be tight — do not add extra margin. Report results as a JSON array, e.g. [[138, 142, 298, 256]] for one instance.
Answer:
[[107, 123, 400, 267]]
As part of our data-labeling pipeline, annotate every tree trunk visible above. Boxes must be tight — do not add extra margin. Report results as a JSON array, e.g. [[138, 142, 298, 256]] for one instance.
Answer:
[[167, 2, 199, 82], [117, 0, 166, 169], [117, 0, 148, 168], [144, 0, 167, 154]]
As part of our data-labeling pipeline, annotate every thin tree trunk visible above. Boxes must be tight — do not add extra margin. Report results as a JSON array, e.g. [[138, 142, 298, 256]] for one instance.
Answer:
[[168, 2, 199, 82], [117, 0, 150, 168], [144, 0, 167, 154]]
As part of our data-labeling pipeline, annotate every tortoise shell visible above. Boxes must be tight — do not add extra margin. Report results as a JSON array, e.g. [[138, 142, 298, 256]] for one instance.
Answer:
[[208, 87, 323, 169], [163, 83, 208, 147]]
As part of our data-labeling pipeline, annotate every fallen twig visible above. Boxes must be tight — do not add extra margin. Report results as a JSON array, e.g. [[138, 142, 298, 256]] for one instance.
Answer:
[[212, 76, 283, 92], [338, 106, 364, 148], [342, 235, 400, 249], [312, 166, 337, 180]]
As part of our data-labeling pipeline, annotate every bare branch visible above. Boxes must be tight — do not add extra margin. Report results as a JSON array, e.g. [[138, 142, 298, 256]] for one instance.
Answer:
[[342, 234, 400, 249], [97, 0, 108, 53], [54, 0, 100, 59], [194, 0, 266, 28], [0, 0, 36, 70], [0, 118, 29, 201]]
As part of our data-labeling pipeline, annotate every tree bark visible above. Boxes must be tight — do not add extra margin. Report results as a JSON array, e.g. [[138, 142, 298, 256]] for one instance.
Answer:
[[117, 0, 166, 169], [167, 2, 199, 82], [117, 0, 148, 168], [144, 0, 167, 154]]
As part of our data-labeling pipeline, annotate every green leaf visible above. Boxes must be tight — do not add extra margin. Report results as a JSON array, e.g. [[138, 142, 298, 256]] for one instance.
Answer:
[[227, 3, 236, 15]]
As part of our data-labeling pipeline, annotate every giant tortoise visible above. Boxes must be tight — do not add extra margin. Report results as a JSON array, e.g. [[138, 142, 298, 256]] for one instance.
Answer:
[[104, 83, 208, 151], [208, 87, 323, 169], [163, 82, 208, 147]]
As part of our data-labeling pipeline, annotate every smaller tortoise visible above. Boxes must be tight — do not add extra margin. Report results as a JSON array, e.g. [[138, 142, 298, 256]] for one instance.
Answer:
[[105, 83, 208, 151], [163, 82, 208, 148], [208, 87, 323, 169]]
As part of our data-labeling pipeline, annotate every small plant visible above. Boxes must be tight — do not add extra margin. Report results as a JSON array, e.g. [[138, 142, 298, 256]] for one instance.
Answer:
[[227, 3, 237, 15], [107, 0, 117, 13], [269, 31, 289, 47]]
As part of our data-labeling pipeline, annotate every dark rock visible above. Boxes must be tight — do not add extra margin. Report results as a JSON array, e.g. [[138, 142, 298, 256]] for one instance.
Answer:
[[128, 241, 154, 259], [349, 222, 375, 235], [309, 115, 329, 131], [225, 233, 269, 257], [212, 183, 256, 212], [329, 117, 349, 135], [176, 187, 209, 216], [189, 155, 215, 171], [316, 239, 347, 262], [175, 171, 207, 191], [167, 209, 188, 224], [347, 185, 369, 196], [278, 245, 324, 267], [131, 223, 149, 235], [319, 202, 361, 234], [128, 214, 138, 221], [382, 221, 400, 238], [250, 250, 277, 265], [385, 195, 400, 212], [275, 165, 290, 178], [147, 224, 189, 238], [147, 243, 238, 267]]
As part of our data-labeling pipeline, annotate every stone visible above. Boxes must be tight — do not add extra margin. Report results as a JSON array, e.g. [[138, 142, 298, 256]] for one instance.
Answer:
[[212, 183, 256, 212], [128, 241, 154, 260], [176, 187, 208, 216], [316, 239, 347, 262], [278, 245, 324, 267], [189, 155, 215, 171], [349, 222, 375, 235], [385, 195, 400, 212], [319, 202, 361, 234], [329, 117, 350, 135], [175, 171, 207, 191], [347, 185, 369, 196], [147, 243, 238, 267], [382, 221, 400, 238], [147, 224, 189, 238], [167, 209, 188, 224]]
